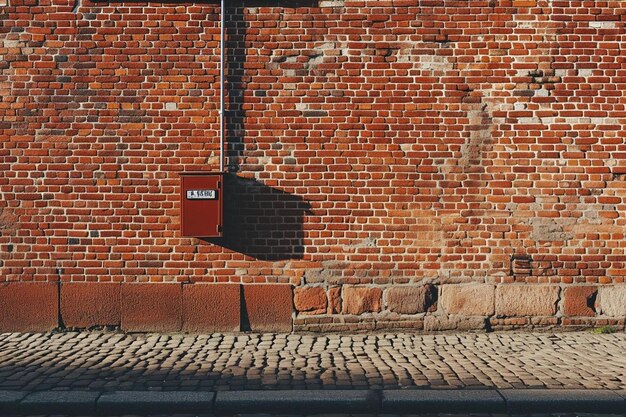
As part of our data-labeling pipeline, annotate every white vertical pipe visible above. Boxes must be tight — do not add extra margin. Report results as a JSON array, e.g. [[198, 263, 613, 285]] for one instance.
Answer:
[[219, 0, 225, 172]]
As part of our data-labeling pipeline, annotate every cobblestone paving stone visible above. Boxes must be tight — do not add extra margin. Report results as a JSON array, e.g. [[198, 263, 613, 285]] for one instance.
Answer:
[[0, 332, 624, 392]]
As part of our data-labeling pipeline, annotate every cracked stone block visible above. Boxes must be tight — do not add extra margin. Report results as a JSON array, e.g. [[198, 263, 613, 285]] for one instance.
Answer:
[[342, 286, 382, 315], [440, 284, 494, 316], [61, 282, 121, 328], [0, 282, 58, 332], [294, 286, 327, 315], [495, 285, 559, 316], [385, 284, 437, 314], [598, 286, 626, 317], [563, 286, 597, 317]]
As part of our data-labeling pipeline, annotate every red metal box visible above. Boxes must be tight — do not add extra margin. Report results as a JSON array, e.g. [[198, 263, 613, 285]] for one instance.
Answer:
[[180, 172, 225, 238]]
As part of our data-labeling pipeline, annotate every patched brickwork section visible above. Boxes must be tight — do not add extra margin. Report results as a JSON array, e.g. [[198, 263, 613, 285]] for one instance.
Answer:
[[495, 286, 560, 317], [0, 282, 58, 332], [2, 0, 626, 332], [121, 284, 182, 332], [61, 283, 121, 328], [440, 284, 495, 316]]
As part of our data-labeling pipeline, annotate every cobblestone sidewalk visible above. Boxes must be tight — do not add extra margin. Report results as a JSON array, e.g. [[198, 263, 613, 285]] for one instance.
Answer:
[[0, 331, 624, 392]]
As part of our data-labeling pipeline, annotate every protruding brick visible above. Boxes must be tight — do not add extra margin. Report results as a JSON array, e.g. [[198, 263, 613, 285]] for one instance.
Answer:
[[598, 286, 626, 317], [0, 282, 58, 332], [61, 282, 121, 328], [121, 283, 182, 332], [242, 285, 292, 332], [563, 286, 597, 317], [386, 285, 437, 314], [294, 287, 327, 315], [328, 287, 341, 314], [441, 284, 494, 316], [182, 284, 240, 332], [343, 286, 382, 315], [496, 285, 559, 317]]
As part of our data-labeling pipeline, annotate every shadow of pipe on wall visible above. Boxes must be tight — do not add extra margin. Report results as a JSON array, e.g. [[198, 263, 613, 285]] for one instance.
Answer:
[[203, 1, 317, 261], [203, 174, 312, 261]]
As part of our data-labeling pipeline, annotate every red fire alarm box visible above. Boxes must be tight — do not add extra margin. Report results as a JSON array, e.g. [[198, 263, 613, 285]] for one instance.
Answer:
[[180, 172, 225, 238]]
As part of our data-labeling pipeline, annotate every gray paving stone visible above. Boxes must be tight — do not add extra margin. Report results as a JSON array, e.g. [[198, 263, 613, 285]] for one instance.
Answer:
[[20, 390, 99, 414], [501, 389, 625, 413], [0, 390, 27, 414], [214, 390, 379, 414], [382, 389, 505, 413], [97, 391, 215, 414]]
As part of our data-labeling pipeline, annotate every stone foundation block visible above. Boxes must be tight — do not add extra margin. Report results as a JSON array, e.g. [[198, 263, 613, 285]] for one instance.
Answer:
[[598, 286, 626, 317], [327, 287, 341, 314], [0, 282, 58, 332], [563, 286, 597, 317], [60, 282, 121, 328], [121, 283, 182, 332], [424, 315, 487, 331], [342, 286, 382, 315], [242, 284, 293, 332], [385, 285, 437, 314], [182, 284, 240, 332], [495, 285, 559, 317], [294, 287, 327, 315], [440, 284, 494, 316]]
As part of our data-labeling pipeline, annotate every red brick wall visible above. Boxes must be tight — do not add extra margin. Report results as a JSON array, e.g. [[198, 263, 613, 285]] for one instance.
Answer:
[[1, 0, 625, 332]]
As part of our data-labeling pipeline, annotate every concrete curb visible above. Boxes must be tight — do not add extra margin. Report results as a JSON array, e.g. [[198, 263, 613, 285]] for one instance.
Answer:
[[1, 389, 625, 415], [214, 390, 378, 414]]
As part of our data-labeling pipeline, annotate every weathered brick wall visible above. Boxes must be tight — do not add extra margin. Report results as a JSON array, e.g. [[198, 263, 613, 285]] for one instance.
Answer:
[[1, 0, 626, 332]]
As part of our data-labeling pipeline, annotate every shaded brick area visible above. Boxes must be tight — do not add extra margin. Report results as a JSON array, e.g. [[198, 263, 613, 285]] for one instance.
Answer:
[[0, 332, 624, 392]]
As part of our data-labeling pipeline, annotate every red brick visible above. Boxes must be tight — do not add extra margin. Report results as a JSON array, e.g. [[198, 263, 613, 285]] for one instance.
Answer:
[[182, 284, 240, 332], [343, 287, 382, 315], [242, 285, 292, 332], [121, 283, 182, 332], [61, 282, 121, 328], [0, 282, 58, 332], [294, 286, 327, 314]]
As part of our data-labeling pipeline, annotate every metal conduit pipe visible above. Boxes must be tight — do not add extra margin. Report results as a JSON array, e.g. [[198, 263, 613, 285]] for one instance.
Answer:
[[219, 0, 225, 172]]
